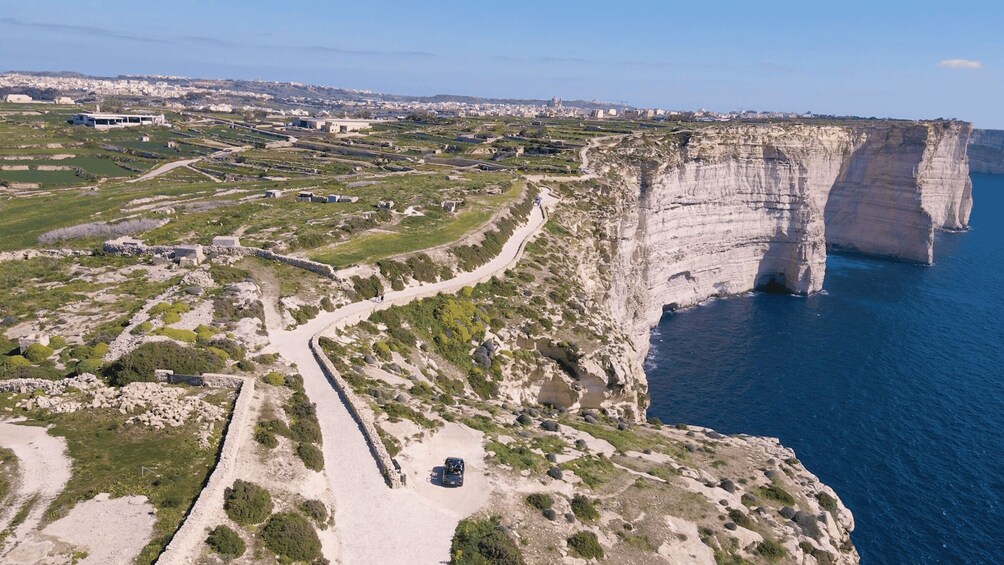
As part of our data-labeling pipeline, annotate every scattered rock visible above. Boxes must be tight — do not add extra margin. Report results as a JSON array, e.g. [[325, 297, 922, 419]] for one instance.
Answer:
[[564, 513, 575, 523], [546, 453, 558, 463], [724, 522, 737, 531], [547, 467, 564, 481], [617, 422, 629, 431], [779, 506, 797, 520], [516, 413, 533, 426], [720, 479, 737, 493], [540, 420, 560, 432], [543, 509, 557, 521], [583, 414, 598, 425]]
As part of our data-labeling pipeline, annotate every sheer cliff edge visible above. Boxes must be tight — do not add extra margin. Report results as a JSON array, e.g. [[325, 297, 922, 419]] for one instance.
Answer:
[[593, 121, 972, 346]]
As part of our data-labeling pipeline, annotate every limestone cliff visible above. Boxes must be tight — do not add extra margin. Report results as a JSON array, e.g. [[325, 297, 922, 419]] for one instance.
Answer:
[[968, 128, 1004, 174], [594, 121, 972, 343]]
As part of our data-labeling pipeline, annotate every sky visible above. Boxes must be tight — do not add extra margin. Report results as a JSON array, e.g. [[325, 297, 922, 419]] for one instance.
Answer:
[[2, 0, 1002, 127]]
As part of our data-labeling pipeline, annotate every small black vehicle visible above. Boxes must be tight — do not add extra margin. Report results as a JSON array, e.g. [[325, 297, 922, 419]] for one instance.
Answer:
[[442, 457, 465, 487]]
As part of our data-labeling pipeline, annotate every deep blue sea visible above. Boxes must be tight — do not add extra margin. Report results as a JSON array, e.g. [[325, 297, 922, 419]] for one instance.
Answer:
[[645, 173, 1004, 564]]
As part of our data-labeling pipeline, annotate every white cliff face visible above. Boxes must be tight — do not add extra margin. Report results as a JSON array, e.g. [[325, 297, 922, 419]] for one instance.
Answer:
[[601, 121, 973, 343]]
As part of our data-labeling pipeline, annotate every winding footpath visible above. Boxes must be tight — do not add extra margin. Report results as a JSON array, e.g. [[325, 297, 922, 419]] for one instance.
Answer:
[[265, 187, 556, 564]]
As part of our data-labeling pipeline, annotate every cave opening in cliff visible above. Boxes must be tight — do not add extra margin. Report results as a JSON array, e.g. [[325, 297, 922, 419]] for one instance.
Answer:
[[755, 273, 790, 294]]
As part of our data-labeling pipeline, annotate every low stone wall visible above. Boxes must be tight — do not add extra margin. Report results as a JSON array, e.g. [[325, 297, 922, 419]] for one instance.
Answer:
[[0, 248, 94, 263], [0, 378, 65, 394], [154, 370, 245, 389], [157, 376, 255, 564], [309, 335, 403, 488], [102, 241, 339, 280]]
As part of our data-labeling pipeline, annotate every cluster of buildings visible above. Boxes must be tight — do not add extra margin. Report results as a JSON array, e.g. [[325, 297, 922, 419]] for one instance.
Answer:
[[2, 93, 74, 104], [69, 112, 167, 129], [0, 72, 271, 101], [290, 117, 374, 133]]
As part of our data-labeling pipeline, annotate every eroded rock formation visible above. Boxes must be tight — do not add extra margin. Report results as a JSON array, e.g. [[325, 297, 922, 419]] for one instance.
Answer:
[[597, 121, 972, 343]]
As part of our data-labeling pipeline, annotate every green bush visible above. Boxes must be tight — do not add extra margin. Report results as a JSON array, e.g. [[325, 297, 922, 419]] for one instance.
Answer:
[[525, 493, 553, 511], [567, 531, 604, 560], [728, 508, 755, 529], [570, 494, 599, 522], [291, 416, 322, 444], [206, 525, 246, 558], [351, 275, 384, 299], [758, 483, 796, 505], [757, 538, 788, 562], [223, 480, 273, 525], [48, 336, 67, 350], [300, 499, 328, 523], [162, 311, 182, 325], [450, 517, 525, 565], [260, 512, 322, 562], [297, 442, 325, 471], [817, 492, 838, 512], [74, 358, 103, 375], [3, 355, 31, 369], [155, 327, 197, 343], [105, 341, 224, 386], [263, 372, 285, 386], [255, 428, 278, 449], [23, 343, 55, 363]]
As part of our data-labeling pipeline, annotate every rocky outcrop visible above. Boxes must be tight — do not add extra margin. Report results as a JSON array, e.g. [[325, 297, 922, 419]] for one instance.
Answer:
[[598, 121, 972, 341], [968, 128, 1004, 174]]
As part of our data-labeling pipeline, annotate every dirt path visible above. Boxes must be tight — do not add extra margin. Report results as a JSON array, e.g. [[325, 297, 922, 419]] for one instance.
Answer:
[[0, 421, 72, 557], [266, 188, 556, 564], [127, 146, 248, 184]]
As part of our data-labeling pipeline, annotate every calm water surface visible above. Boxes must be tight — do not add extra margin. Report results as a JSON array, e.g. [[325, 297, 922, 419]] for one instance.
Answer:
[[646, 174, 1004, 564]]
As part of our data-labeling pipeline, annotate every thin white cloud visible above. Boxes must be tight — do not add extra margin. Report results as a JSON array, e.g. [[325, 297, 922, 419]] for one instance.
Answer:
[[939, 59, 982, 69]]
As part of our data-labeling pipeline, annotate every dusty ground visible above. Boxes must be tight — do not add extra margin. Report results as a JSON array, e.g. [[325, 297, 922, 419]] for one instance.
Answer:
[[4, 493, 157, 565], [0, 421, 71, 556]]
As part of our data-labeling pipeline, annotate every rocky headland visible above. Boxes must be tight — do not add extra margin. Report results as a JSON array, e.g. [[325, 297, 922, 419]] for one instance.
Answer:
[[968, 128, 1004, 174]]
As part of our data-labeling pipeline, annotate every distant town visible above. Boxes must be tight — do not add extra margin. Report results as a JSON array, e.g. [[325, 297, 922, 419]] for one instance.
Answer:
[[0, 71, 814, 123]]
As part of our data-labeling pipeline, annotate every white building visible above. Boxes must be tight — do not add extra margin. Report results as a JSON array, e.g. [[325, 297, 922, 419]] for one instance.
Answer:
[[54, 96, 75, 105], [264, 189, 283, 198], [3, 94, 32, 103], [69, 112, 166, 129], [292, 117, 374, 133]]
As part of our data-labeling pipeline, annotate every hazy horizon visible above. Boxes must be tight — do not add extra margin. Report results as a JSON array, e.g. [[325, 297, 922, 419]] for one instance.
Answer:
[[2, 0, 1002, 128]]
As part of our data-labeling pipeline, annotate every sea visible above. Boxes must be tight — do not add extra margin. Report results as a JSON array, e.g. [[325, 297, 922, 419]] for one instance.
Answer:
[[645, 173, 1004, 564]]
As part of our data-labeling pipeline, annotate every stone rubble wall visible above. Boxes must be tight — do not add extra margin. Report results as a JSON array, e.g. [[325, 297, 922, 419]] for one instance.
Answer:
[[102, 242, 340, 280], [156, 376, 255, 565], [309, 335, 404, 488]]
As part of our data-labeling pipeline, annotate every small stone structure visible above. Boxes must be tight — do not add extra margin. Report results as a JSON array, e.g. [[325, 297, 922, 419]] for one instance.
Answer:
[[173, 244, 204, 266], [17, 334, 49, 354], [377, 200, 394, 210], [211, 236, 240, 247], [296, 191, 315, 202], [264, 189, 283, 198], [326, 195, 360, 203], [442, 200, 464, 213]]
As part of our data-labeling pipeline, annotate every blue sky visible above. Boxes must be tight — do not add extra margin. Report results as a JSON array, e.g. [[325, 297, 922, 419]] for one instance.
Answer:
[[2, 1, 1002, 127]]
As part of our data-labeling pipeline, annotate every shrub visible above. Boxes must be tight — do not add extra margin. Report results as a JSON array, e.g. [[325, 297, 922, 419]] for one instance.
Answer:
[[263, 372, 285, 386], [351, 275, 383, 299], [525, 493, 553, 511], [105, 341, 224, 386], [297, 442, 325, 471], [23, 343, 54, 363], [758, 483, 796, 505], [728, 508, 755, 529], [162, 311, 181, 325], [3, 355, 31, 369], [155, 327, 197, 343], [260, 512, 322, 562], [223, 480, 273, 525], [817, 492, 838, 512], [570, 495, 599, 522], [74, 358, 103, 375], [291, 416, 322, 444], [757, 538, 788, 562], [300, 499, 328, 523], [320, 296, 335, 312], [451, 517, 525, 565], [255, 428, 278, 449], [567, 531, 604, 560], [206, 525, 246, 558], [48, 336, 67, 350]]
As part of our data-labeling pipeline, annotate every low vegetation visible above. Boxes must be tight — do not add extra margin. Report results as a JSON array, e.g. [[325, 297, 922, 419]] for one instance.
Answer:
[[206, 525, 246, 558], [567, 531, 604, 560], [223, 480, 273, 525], [260, 512, 322, 562], [450, 516, 525, 565]]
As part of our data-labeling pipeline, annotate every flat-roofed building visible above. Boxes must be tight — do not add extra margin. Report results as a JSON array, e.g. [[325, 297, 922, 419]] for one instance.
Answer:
[[3, 94, 32, 103], [69, 112, 166, 129], [212, 236, 240, 247]]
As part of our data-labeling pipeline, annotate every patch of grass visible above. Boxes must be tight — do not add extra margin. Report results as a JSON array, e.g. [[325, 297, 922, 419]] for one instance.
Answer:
[[561, 456, 616, 489], [758, 483, 796, 506], [570, 494, 599, 522], [728, 508, 755, 529], [756, 538, 788, 562], [486, 440, 546, 472], [817, 492, 838, 512]]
